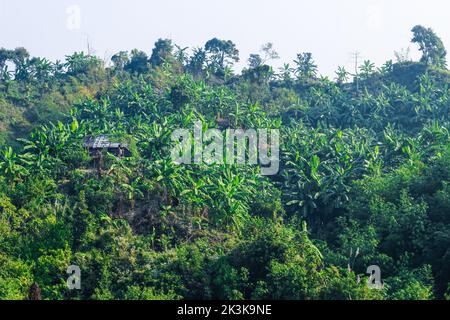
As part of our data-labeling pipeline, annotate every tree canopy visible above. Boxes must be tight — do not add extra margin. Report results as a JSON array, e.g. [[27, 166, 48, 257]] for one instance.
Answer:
[[412, 25, 447, 68]]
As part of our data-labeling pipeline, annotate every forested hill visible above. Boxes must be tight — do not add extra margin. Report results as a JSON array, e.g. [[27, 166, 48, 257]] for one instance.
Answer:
[[1, 25, 450, 300]]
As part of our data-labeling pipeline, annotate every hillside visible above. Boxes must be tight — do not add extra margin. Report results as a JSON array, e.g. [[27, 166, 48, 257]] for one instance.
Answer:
[[1, 28, 450, 300]]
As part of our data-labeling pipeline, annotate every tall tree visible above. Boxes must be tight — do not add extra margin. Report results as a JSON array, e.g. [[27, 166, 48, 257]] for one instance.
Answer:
[[0, 48, 13, 80], [174, 44, 189, 66], [111, 51, 130, 71], [411, 25, 447, 68], [247, 43, 279, 69], [204, 38, 239, 73], [0, 48, 11, 71], [65, 52, 102, 76], [187, 47, 206, 76], [260, 42, 279, 64], [149, 39, 174, 67], [359, 60, 375, 79], [29, 57, 53, 82], [293, 52, 318, 80], [124, 49, 149, 74], [335, 66, 350, 84], [278, 63, 293, 84], [11, 47, 31, 80], [248, 54, 263, 68]]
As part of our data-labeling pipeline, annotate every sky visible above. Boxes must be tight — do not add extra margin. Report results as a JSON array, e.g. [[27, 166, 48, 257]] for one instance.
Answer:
[[0, 0, 449, 77]]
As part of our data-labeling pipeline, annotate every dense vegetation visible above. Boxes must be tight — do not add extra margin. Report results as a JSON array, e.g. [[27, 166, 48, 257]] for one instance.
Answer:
[[0, 26, 449, 300]]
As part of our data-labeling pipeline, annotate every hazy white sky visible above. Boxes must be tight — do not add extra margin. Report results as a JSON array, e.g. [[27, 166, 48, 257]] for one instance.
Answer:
[[0, 0, 449, 76]]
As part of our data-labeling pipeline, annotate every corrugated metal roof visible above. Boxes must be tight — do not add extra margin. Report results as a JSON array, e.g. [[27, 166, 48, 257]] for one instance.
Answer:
[[83, 135, 128, 149]]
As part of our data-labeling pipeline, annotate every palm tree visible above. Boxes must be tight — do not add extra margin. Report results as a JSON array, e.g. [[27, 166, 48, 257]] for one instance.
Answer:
[[65, 52, 88, 74], [293, 53, 318, 81], [378, 60, 393, 75], [359, 60, 375, 80], [278, 63, 293, 84], [53, 60, 66, 77], [174, 45, 189, 66], [335, 66, 350, 84], [32, 57, 53, 81]]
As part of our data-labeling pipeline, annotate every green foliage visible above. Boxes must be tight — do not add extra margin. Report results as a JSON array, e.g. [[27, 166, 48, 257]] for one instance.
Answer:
[[204, 38, 240, 76], [0, 26, 449, 300], [412, 25, 447, 68]]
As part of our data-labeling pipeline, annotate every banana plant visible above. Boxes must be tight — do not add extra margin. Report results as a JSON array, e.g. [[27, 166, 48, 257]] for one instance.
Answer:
[[0, 147, 29, 183]]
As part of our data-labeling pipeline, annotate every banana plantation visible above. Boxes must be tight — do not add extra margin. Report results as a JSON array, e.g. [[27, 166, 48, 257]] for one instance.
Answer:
[[0, 27, 449, 300]]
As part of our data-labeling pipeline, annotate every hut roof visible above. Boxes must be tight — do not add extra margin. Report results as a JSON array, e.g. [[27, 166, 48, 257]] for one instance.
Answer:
[[83, 135, 128, 149]]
